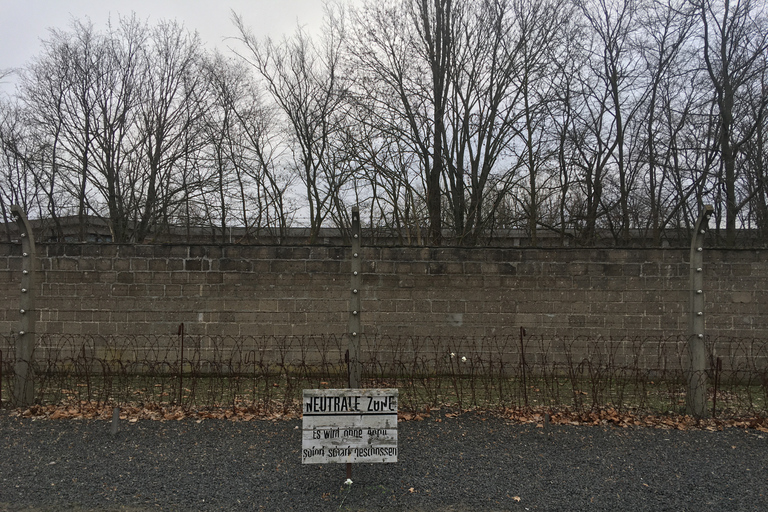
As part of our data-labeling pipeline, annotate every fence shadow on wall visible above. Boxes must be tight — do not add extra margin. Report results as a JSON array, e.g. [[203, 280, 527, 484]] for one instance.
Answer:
[[1, 333, 767, 418]]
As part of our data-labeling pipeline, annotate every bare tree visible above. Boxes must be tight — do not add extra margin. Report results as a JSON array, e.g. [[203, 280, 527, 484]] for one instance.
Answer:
[[348, 0, 455, 245], [132, 20, 208, 242], [544, 13, 587, 244], [18, 20, 104, 240], [348, 102, 426, 244], [0, 99, 41, 239], [234, 7, 355, 243], [5, 0, 768, 247], [699, 0, 768, 245], [506, 0, 571, 246], [741, 61, 768, 240], [634, 0, 699, 243], [17, 16, 214, 243], [442, 0, 521, 245], [79, 16, 146, 242], [573, 0, 646, 243], [415, 0, 453, 244], [201, 52, 293, 242]]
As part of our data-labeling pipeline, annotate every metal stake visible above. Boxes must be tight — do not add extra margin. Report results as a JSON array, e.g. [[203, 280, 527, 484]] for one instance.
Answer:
[[520, 327, 528, 407], [111, 407, 120, 436], [178, 323, 185, 406], [712, 357, 722, 418]]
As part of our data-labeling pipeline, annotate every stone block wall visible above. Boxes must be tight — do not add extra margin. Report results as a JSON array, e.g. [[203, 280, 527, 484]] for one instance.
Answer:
[[0, 243, 766, 341]]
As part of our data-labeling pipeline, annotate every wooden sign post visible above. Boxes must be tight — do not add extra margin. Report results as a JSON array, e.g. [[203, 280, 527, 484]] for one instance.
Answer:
[[302, 388, 398, 464]]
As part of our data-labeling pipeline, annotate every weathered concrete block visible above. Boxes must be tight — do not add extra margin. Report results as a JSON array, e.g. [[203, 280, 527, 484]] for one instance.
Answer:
[[0, 243, 763, 344]]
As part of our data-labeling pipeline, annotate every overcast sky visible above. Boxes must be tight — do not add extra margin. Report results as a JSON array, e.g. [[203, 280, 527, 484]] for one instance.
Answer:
[[0, 0, 337, 92]]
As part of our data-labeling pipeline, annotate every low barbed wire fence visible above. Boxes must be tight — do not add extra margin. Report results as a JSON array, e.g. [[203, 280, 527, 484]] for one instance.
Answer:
[[1, 333, 767, 419]]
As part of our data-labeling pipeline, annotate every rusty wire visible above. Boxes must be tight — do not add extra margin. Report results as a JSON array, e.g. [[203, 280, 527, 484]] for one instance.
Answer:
[[0, 333, 766, 418]]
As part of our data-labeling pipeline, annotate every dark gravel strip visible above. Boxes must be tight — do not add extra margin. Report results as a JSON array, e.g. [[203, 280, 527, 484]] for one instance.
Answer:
[[1, 410, 767, 511]]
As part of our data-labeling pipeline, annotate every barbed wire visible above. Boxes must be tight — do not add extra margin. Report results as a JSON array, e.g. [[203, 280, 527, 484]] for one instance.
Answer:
[[1, 333, 766, 418]]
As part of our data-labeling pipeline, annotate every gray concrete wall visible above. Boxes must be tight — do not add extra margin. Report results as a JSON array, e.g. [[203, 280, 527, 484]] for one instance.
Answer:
[[1, 243, 765, 340]]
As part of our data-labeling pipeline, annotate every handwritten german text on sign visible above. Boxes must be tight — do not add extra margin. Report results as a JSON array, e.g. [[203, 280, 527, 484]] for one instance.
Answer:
[[302, 388, 398, 464]]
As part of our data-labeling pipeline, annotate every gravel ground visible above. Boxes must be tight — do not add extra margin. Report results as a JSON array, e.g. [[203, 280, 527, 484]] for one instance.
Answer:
[[1, 410, 767, 511]]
